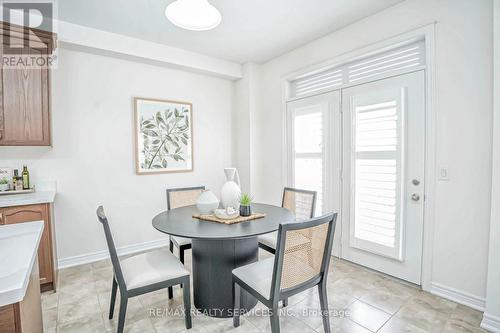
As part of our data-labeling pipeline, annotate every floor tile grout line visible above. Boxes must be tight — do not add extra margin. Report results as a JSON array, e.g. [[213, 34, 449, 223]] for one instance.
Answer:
[[50, 255, 486, 333]]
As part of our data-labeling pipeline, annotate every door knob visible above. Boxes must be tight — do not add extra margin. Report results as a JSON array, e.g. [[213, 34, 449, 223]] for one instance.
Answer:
[[411, 193, 420, 201]]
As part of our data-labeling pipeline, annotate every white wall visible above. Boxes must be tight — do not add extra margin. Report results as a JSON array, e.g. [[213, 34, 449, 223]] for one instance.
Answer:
[[0, 47, 234, 262], [482, 0, 500, 330], [252, 0, 493, 302], [233, 63, 260, 193]]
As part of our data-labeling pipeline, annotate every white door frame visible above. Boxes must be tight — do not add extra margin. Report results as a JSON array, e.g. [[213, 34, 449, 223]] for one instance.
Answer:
[[281, 23, 437, 291]]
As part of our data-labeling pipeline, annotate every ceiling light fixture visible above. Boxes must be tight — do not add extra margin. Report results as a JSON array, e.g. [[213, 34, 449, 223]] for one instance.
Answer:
[[165, 0, 222, 31]]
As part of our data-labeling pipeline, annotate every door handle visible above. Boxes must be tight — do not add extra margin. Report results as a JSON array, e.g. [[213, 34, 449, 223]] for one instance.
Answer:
[[411, 193, 420, 201]]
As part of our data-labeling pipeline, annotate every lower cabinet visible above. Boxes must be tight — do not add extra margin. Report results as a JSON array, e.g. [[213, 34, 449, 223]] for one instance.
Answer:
[[0, 203, 57, 291], [0, 260, 43, 333]]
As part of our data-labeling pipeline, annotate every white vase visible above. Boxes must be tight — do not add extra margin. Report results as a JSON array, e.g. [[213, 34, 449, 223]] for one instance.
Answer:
[[221, 168, 241, 209], [196, 190, 219, 215]]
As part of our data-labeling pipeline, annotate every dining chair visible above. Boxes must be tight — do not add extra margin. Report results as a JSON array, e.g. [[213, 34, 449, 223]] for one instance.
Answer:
[[233, 212, 337, 333], [258, 187, 317, 254], [166, 186, 205, 299], [96, 206, 192, 333]]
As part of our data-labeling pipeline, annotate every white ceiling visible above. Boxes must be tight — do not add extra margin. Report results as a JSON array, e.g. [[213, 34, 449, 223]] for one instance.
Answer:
[[58, 0, 404, 64]]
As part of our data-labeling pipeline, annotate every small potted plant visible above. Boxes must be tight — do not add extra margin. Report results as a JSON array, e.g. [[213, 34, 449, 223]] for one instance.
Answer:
[[0, 177, 9, 191], [239, 193, 253, 217]]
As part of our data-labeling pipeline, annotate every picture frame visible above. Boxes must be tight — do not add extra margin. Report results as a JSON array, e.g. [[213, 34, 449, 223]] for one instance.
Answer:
[[134, 97, 193, 174]]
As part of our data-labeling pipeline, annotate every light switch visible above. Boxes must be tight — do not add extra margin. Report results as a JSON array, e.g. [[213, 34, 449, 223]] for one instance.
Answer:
[[438, 166, 449, 180]]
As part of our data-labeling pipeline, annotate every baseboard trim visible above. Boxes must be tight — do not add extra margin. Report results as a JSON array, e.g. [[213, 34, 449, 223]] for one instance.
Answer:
[[481, 313, 500, 333], [430, 282, 485, 311], [58, 238, 171, 269]]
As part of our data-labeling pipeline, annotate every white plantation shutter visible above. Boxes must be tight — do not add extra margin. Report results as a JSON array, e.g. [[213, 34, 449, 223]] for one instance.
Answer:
[[349, 89, 404, 260], [347, 44, 425, 83], [291, 69, 344, 98], [290, 41, 425, 98]]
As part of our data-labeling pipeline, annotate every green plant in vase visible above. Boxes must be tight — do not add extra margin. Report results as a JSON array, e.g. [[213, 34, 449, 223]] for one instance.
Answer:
[[0, 177, 9, 191], [239, 193, 253, 217]]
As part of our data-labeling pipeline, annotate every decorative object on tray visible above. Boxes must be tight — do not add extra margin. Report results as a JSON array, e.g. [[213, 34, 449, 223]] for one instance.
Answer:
[[134, 97, 193, 174], [192, 212, 266, 225], [214, 207, 239, 220], [22, 166, 30, 189], [0, 177, 8, 191], [13, 169, 23, 190], [221, 167, 241, 209], [196, 190, 219, 214], [0, 167, 12, 190], [239, 193, 253, 217]]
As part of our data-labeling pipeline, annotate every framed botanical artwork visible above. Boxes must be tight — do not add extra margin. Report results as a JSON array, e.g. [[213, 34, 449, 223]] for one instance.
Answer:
[[134, 97, 193, 174]]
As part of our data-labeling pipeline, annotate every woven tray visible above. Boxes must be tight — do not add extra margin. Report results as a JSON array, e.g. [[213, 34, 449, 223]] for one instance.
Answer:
[[192, 212, 266, 225]]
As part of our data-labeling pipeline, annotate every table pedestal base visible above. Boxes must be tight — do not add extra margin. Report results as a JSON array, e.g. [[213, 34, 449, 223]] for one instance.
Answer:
[[192, 237, 258, 318]]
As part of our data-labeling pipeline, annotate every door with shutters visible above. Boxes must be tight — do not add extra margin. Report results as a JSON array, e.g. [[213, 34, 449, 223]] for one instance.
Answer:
[[341, 71, 425, 284], [286, 91, 342, 253]]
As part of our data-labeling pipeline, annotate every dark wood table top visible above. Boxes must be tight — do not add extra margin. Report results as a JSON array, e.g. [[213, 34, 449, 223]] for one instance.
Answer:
[[152, 203, 294, 240]]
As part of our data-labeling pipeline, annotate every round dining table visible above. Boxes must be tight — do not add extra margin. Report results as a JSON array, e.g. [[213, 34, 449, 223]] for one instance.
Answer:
[[152, 203, 294, 318]]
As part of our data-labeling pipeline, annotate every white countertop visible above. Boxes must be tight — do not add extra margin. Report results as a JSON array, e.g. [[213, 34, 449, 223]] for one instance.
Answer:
[[0, 221, 44, 306], [0, 190, 56, 208]]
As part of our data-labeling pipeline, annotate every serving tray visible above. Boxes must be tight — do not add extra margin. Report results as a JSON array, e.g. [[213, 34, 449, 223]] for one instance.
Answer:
[[192, 212, 266, 225], [0, 188, 35, 195]]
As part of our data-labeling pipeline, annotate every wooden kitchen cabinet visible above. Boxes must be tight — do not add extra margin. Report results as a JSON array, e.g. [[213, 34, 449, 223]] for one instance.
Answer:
[[0, 203, 57, 291], [0, 21, 55, 146]]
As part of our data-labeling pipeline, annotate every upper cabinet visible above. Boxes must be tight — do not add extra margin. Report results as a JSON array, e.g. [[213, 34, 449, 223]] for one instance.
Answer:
[[0, 22, 55, 146]]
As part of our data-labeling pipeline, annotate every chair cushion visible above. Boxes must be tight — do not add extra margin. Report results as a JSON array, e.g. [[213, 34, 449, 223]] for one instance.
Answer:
[[171, 235, 192, 247], [232, 258, 275, 300], [121, 249, 189, 290], [258, 232, 278, 249]]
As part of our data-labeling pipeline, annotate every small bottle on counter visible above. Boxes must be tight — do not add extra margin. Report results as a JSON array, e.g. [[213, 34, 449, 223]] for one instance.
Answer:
[[13, 169, 23, 191], [22, 166, 30, 190], [13, 169, 18, 188]]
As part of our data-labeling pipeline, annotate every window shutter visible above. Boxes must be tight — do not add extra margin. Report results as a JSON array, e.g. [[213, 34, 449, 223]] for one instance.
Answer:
[[290, 41, 425, 98]]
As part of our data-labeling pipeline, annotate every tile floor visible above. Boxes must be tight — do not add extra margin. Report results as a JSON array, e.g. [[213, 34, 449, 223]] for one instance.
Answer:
[[42, 248, 488, 333]]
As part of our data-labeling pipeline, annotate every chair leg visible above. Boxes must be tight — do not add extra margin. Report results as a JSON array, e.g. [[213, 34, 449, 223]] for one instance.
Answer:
[[282, 298, 288, 307], [180, 247, 185, 264], [233, 282, 241, 327], [117, 296, 128, 333], [168, 286, 173, 299], [109, 277, 118, 319], [169, 239, 175, 298], [182, 277, 192, 329], [318, 283, 331, 333], [270, 304, 280, 333]]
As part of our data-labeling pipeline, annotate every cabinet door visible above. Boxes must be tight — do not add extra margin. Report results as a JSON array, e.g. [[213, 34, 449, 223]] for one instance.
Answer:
[[1, 204, 53, 285], [0, 36, 51, 146]]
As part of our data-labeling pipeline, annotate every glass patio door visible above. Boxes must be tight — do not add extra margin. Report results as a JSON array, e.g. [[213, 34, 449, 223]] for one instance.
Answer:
[[286, 91, 342, 254]]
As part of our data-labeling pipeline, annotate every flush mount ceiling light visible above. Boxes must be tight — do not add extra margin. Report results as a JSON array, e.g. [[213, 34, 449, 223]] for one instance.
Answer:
[[165, 0, 222, 31]]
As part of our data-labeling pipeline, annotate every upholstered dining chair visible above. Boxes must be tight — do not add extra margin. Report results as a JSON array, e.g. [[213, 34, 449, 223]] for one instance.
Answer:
[[96, 206, 192, 333], [166, 186, 205, 298], [258, 187, 317, 254], [233, 212, 337, 333]]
